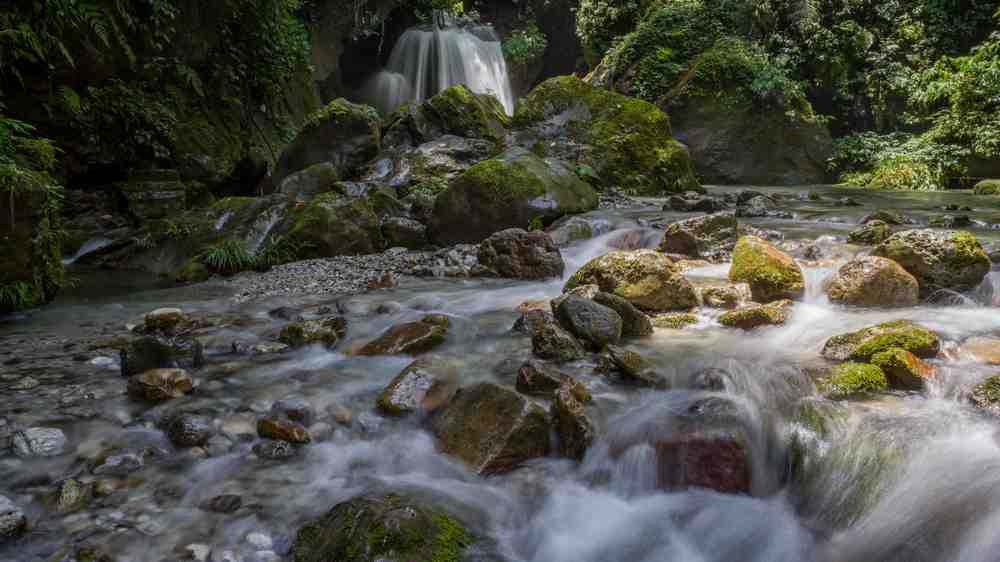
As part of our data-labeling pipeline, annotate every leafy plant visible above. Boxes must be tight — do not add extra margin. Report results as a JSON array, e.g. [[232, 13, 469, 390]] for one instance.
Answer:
[[255, 235, 304, 268], [503, 21, 548, 65], [200, 239, 257, 274]]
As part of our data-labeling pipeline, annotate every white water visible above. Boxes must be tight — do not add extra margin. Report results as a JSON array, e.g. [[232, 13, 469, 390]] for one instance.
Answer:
[[62, 237, 114, 265], [362, 12, 515, 115]]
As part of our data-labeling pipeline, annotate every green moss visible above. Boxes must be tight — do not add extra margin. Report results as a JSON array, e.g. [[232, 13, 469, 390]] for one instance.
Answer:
[[950, 230, 990, 269], [843, 158, 945, 191], [651, 312, 698, 329], [850, 327, 940, 362], [304, 98, 380, 132], [822, 363, 888, 399], [973, 375, 1000, 405], [718, 303, 788, 329], [973, 179, 1000, 195], [426, 85, 509, 141], [430, 513, 468, 562], [175, 258, 211, 283], [729, 236, 804, 302], [461, 159, 547, 203]]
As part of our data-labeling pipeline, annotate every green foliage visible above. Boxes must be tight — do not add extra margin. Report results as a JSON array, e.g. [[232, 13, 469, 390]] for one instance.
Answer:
[[503, 21, 548, 65], [0, 281, 36, 312], [831, 132, 968, 190], [409, 176, 449, 198], [526, 216, 544, 232], [200, 239, 257, 274], [0, 115, 60, 199], [576, 0, 648, 65], [255, 234, 304, 268]]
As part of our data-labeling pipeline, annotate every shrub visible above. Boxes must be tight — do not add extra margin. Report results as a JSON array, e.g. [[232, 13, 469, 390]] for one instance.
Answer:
[[503, 21, 548, 65], [200, 240, 257, 274]]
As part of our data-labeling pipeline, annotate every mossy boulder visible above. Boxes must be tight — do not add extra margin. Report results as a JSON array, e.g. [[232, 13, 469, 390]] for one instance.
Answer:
[[970, 375, 1000, 416], [477, 228, 564, 279], [973, 179, 1000, 195], [278, 162, 341, 202], [565, 250, 698, 311], [872, 230, 991, 296], [274, 99, 381, 185], [870, 348, 934, 390], [658, 212, 739, 262], [651, 312, 699, 329], [847, 220, 893, 246], [283, 192, 384, 257], [357, 315, 449, 356], [291, 494, 468, 562], [820, 363, 888, 400], [821, 320, 941, 362], [823, 256, 919, 307], [384, 85, 509, 145], [430, 383, 551, 475], [429, 147, 598, 244], [718, 300, 791, 330], [376, 358, 458, 416], [514, 76, 700, 195], [728, 236, 805, 302]]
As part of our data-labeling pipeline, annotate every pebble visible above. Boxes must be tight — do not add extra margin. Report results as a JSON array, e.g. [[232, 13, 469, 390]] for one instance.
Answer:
[[0, 494, 27, 540], [13, 427, 67, 458]]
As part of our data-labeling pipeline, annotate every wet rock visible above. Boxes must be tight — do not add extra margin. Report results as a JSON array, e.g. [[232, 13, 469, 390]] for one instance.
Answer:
[[428, 146, 599, 245], [651, 432, 750, 494], [553, 295, 622, 349], [847, 220, 892, 245], [512, 309, 553, 335], [13, 427, 67, 458], [961, 337, 1000, 365], [278, 318, 345, 348], [127, 368, 194, 402], [357, 315, 449, 356], [271, 399, 315, 427], [970, 375, 1000, 415], [729, 236, 805, 302], [862, 210, 912, 225], [870, 348, 935, 390], [658, 212, 739, 262], [823, 256, 919, 307], [278, 162, 340, 201], [382, 217, 428, 249], [291, 494, 468, 562], [92, 451, 145, 476], [736, 195, 792, 219], [700, 284, 751, 309], [376, 358, 458, 416], [872, 229, 991, 296], [531, 318, 585, 363], [547, 215, 601, 247], [54, 479, 91, 513], [121, 335, 204, 376], [549, 284, 600, 313], [692, 368, 730, 391], [273, 99, 380, 185], [165, 414, 214, 448], [281, 192, 385, 257], [182, 543, 212, 561], [928, 214, 972, 228], [431, 383, 550, 475], [0, 494, 27, 541], [239, 342, 291, 356], [201, 494, 243, 514], [604, 345, 667, 388], [820, 363, 888, 399], [477, 228, 565, 280], [257, 417, 311, 444], [665, 192, 727, 213], [592, 292, 653, 337], [822, 320, 941, 362], [516, 360, 591, 402], [551, 385, 595, 460], [718, 300, 791, 330], [565, 250, 698, 311], [268, 307, 303, 322], [253, 440, 297, 460], [144, 308, 187, 332], [651, 312, 698, 329]]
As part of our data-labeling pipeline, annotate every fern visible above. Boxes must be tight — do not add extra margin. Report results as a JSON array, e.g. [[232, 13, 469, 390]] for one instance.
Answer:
[[59, 86, 83, 116], [200, 240, 257, 274], [255, 235, 303, 268], [0, 281, 36, 312]]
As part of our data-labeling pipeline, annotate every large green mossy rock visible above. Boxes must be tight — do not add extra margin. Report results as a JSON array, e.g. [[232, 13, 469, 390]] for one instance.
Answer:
[[821, 320, 940, 362], [973, 179, 1000, 195], [564, 250, 698, 311], [283, 192, 384, 257], [0, 190, 63, 313], [291, 494, 468, 562], [820, 363, 888, 400], [872, 229, 991, 297], [274, 99, 381, 185], [514, 76, 700, 195], [386, 85, 509, 145], [429, 147, 598, 244], [728, 236, 804, 302]]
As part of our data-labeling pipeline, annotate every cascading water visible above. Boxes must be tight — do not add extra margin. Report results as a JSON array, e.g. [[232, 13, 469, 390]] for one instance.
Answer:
[[362, 11, 515, 115]]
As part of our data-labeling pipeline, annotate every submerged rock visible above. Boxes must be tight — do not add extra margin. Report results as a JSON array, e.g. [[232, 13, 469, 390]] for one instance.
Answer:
[[551, 385, 595, 460], [862, 210, 912, 226], [658, 212, 739, 263], [279, 318, 346, 349], [291, 495, 468, 562], [824, 256, 919, 307], [477, 228, 565, 279], [872, 229, 991, 296], [822, 320, 940, 362], [604, 345, 667, 388], [961, 336, 1000, 365], [718, 300, 791, 330], [0, 494, 27, 541], [121, 335, 204, 377], [127, 368, 194, 402], [665, 192, 727, 213], [565, 250, 698, 311], [870, 348, 934, 390], [376, 358, 458, 416], [357, 315, 449, 356], [729, 236, 805, 302], [429, 147, 599, 245], [554, 295, 623, 349], [165, 414, 214, 448], [431, 383, 550, 475]]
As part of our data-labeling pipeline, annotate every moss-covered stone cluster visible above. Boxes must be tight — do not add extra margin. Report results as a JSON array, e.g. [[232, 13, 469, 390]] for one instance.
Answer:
[[728, 236, 804, 303], [821, 362, 889, 399]]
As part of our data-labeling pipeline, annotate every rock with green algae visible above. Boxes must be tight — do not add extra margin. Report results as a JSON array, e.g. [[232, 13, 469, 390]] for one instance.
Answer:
[[357, 315, 449, 356], [823, 256, 919, 307], [431, 383, 551, 475], [970, 375, 1000, 416], [847, 220, 893, 246], [820, 363, 888, 399], [564, 250, 698, 311], [279, 318, 347, 349], [291, 494, 468, 562], [376, 357, 458, 416], [872, 229, 991, 297], [429, 147, 599, 244], [821, 320, 940, 362], [514, 75, 700, 195], [384, 85, 509, 145], [282, 192, 384, 257], [718, 300, 791, 330], [651, 312, 698, 329], [274, 99, 380, 185], [728, 236, 805, 303], [972, 179, 1000, 195], [870, 347, 935, 390]]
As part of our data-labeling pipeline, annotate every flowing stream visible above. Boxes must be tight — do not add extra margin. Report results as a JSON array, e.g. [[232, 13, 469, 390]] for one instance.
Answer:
[[1, 185, 999, 561], [361, 12, 515, 115]]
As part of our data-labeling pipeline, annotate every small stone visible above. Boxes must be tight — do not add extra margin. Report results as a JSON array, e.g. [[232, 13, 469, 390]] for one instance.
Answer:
[[165, 414, 214, 448], [127, 368, 194, 402], [201, 494, 243, 514], [271, 398, 315, 427], [257, 417, 311, 444], [0, 494, 27, 540], [54, 479, 90, 513], [144, 308, 186, 332], [253, 440, 297, 460], [329, 404, 353, 426], [13, 427, 67, 458], [182, 543, 211, 562], [92, 452, 144, 476]]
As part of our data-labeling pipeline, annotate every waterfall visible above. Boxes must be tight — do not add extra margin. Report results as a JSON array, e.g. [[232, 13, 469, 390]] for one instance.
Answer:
[[62, 237, 114, 265], [362, 12, 514, 116]]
